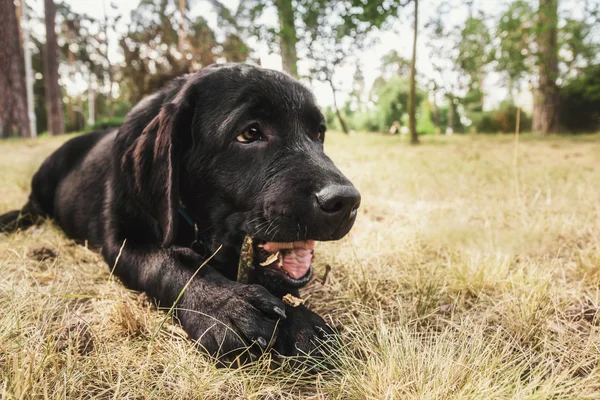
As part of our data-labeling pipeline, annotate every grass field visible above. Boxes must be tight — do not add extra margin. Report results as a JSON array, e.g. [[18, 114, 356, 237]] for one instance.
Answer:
[[1, 132, 600, 399]]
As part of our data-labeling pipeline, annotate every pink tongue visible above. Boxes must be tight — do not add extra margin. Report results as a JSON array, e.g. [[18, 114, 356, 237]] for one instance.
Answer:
[[280, 248, 313, 279]]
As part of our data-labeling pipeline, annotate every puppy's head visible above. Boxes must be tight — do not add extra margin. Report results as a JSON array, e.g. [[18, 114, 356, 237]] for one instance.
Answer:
[[121, 64, 360, 289]]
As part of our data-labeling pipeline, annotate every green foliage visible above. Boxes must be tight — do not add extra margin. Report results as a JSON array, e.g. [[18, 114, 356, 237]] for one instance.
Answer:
[[56, 2, 109, 81], [374, 76, 410, 129], [468, 111, 498, 133], [221, 34, 250, 63], [380, 50, 411, 77], [495, 0, 534, 91], [17, 0, 600, 140], [559, 64, 600, 132], [416, 100, 437, 134], [323, 107, 338, 129], [366, 75, 428, 132], [330, 71, 439, 135], [463, 87, 484, 113], [560, 17, 600, 74], [119, 0, 249, 104], [456, 15, 494, 90], [438, 98, 464, 134], [343, 0, 405, 28], [469, 102, 531, 133], [86, 117, 125, 132], [302, 0, 375, 82]]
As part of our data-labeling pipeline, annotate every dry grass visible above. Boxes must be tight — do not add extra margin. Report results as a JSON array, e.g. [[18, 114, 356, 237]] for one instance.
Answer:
[[1, 132, 600, 399]]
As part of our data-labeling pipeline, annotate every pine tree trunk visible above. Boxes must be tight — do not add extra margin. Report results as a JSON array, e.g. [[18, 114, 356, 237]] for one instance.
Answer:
[[0, 0, 31, 138], [44, 0, 65, 135], [408, 0, 419, 144], [274, 0, 298, 77], [533, 0, 559, 134]]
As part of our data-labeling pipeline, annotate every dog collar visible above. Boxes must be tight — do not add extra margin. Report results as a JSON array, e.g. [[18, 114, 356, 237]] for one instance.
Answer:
[[178, 206, 213, 261], [178, 204, 200, 244], [178, 207, 196, 228]]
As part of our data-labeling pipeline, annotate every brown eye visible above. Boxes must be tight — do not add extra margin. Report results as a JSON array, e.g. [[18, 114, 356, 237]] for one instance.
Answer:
[[236, 123, 263, 143], [317, 125, 326, 140]]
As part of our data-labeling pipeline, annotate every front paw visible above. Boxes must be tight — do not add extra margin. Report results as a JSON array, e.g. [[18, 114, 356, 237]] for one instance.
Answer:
[[180, 283, 287, 364], [274, 304, 335, 359]]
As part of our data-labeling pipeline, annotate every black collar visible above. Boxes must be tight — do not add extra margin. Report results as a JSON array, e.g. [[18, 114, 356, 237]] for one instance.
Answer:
[[178, 203, 199, 242]]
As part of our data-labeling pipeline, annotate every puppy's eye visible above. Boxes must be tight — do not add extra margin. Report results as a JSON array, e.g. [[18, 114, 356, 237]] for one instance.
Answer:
[[236, 123, 264, 143], [317, 125, 326, 140]]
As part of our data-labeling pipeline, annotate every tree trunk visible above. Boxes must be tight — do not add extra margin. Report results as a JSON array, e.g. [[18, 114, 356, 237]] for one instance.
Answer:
[[335, 107, 349, 135], [533, 0, 559, 134], [66, 49, 75, 131], [68, 96, 76, 131], [103, 2, 115, 118], [44, 0, 65, 135], [508, 76, 515, 103], [274, 0, 298, 77], [88, 73, 95, 126], [77, 95, 84, 130], [0, 0, 31, 138], [22, 0, 36, 137], [408, 0, 419, 144], [432, 92, 439, 133], [107, 71, 115, 118], [329, 79, 349, 134], [178, 0, 186, 53], [447, 95, 454, 135]]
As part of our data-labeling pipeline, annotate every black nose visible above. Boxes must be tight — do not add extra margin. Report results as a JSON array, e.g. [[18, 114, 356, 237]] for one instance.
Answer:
[[315, 184, 361, 223]]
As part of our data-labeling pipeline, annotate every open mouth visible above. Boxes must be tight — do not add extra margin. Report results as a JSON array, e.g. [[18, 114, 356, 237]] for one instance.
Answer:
[[253, 239, 315, 285]]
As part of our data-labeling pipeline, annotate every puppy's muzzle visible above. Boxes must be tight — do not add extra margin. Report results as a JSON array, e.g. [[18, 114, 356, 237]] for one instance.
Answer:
[[314, 184, 361, 240]]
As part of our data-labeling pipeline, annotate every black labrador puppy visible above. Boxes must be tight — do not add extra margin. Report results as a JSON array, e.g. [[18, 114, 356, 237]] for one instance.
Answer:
[[0, 63, 360, 362]]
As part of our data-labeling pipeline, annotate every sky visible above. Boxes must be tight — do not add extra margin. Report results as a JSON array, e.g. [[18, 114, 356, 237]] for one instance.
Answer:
[[26, 0, 545, 112]]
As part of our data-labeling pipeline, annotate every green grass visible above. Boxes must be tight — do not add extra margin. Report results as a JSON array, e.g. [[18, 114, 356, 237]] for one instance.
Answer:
[[1, 132, 600, 399]]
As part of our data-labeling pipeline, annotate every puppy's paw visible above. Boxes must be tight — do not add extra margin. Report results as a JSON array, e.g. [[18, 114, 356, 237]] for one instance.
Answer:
[[181, 283, 286, 364], [273, 304, 336, 363]]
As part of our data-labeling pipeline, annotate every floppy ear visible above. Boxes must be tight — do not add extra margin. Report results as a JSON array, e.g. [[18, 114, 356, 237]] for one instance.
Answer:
[[120, 103, 181, 246], [117, 70, 215, 246]]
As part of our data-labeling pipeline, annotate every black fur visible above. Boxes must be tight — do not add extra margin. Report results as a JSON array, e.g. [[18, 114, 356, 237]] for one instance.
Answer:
[[0, 64, 361, 363]]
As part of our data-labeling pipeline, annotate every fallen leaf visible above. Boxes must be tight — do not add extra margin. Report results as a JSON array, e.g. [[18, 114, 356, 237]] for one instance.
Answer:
[[283, 293, 305, 307]]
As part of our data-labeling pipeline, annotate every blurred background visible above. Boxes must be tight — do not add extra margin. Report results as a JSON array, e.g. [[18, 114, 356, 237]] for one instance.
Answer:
[[0, 0, 599, 140], [3, 2, 600, 396]]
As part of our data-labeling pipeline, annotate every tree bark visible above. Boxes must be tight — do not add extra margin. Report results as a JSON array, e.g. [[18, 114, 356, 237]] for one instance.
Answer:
[[22, 0, 36, 137], [107, 69, 115, 118], [88, 73, 95, 126], [0, 0, 31, 138], [329, 79, 349, 134], [274, 0, 298, 77], [533, 0, 559, 134], [447, 95, 454, 135], [408, 0, 419, 144], [178, 0, 186, 53], [103, 2, 115, 118], [68, 96, 76, 131], [44, 0, 65, 135]]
